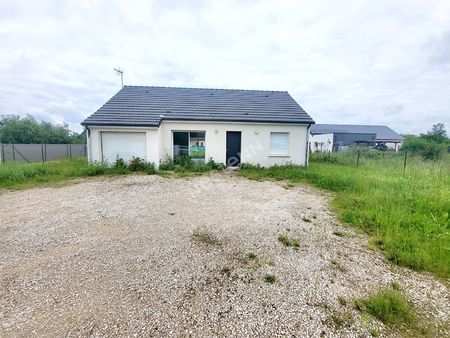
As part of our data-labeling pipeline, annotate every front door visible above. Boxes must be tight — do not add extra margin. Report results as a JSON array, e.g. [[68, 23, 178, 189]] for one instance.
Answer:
[[226, 131, 241, 167]]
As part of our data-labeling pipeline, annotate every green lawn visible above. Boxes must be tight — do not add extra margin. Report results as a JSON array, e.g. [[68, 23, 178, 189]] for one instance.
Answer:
[[239, 151, 450, 278]]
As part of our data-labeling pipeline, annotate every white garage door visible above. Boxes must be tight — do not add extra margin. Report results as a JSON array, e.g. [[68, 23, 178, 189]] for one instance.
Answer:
[[101, 132, 147, 164]]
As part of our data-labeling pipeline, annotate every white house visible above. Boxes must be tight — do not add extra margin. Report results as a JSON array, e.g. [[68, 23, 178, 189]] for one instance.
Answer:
[[81, 86, 315, 167], [310, 124, 405, 152], [309, 133, 333, 153]]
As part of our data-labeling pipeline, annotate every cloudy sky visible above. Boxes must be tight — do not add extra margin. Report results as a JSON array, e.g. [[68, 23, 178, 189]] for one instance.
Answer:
[[1, 0, 449, 134]]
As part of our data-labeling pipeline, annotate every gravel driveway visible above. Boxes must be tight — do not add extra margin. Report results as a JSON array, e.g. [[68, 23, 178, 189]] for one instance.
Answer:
[[1, 173, 448, 337]]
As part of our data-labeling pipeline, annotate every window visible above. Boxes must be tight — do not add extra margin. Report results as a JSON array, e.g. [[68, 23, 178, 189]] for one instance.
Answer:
[[270, 132, 289, 155], [173, 131, 206, 162]]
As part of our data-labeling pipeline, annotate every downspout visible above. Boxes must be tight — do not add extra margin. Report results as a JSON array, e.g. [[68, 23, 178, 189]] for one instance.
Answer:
[[305, 124, 311, 167], [85, 126, 92, 164]]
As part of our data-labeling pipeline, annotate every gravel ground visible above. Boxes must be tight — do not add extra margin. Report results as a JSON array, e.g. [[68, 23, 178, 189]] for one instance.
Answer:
[[0, 172, 448, 337]]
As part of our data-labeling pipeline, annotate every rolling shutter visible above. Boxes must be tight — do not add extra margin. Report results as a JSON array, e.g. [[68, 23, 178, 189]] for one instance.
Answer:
[[101, 132, 146, 164]]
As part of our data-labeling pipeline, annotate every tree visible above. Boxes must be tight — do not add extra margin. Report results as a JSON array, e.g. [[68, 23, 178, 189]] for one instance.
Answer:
[[0, 114, 86, 144], [422, 123, 447, 144]]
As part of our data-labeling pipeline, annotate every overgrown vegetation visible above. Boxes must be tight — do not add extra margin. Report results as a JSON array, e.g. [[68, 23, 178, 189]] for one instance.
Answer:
[[159, 156, 225, 172], [356, 289, 414, 325], [240, 151, 450, 278], [402, 123, 449, 160], [0, 158, 100, 189], [0, 154, 228, 189]]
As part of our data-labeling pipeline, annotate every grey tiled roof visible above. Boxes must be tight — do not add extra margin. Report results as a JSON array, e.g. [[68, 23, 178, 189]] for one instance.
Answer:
[[310, 124, 404, 141], [81, 86, 314, 127]]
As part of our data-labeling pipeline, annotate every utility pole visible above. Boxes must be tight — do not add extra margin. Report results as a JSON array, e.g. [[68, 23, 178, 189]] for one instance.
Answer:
[[114, 67, 124, 88]]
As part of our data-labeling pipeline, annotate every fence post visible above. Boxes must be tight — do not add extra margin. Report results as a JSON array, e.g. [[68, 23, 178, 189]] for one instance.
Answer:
[[357, 150, 360, 167], [69, 144, 72, 158], [41, 144, 45, 163], [1, 144, 4, 164], [403, 150, 407, 174], [44, 144, 47, 162], [12, 145, 15, 161]]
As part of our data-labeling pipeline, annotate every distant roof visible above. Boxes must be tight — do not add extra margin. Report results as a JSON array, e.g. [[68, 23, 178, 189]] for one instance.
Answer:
[[81, 85, 314, 127], [310, 124, 404, 141]]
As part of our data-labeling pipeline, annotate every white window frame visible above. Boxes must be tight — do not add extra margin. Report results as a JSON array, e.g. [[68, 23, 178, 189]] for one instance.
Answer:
[[270, 132, 289, 156]]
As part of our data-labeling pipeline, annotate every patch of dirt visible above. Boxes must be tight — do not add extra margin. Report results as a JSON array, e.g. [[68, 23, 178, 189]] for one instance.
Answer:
[[0, 173, 448, 336]]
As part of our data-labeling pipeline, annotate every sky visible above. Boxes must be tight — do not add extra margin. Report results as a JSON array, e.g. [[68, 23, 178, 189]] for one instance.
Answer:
[[0, 0, 449, 134]]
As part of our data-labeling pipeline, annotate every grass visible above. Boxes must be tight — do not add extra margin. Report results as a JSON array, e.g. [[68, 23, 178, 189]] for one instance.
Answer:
[[369, 329, 379, 337], [264, 274, 276, 283], [220, 267, 231, 276], [0, 156, 225, 190], [333, 231, 351, 238], [248, 252, 257, 260], [338, 296, 347, 306], [354, 287, 435, 335], [330, 259, 344, 271], [0, 158, 102, 189], [239, 151, 450, 278], [357, 289, 414, 325], [278, 235, 292, 247]]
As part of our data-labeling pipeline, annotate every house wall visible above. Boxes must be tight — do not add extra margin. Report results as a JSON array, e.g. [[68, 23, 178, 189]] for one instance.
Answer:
[[88, 126, 160, 165], [309, 133, 333, 153], [88, 122, 309, 167], [159, 121, 309, 167], [383, 141, 403, 152]]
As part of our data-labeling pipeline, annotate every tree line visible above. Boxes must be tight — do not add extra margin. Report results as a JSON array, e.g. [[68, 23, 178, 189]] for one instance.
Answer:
[[402, 123, 449, 160], [0, 115, 86, 144]]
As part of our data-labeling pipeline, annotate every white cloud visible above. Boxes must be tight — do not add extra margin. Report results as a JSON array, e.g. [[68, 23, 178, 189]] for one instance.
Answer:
[[0, 0, 449, 134]]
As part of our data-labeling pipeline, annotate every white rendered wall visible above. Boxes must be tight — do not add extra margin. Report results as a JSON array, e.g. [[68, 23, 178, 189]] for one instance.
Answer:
[[88, 122, 309, 167], [88, 127, 160, 165], [384, 142, 403, 152], [159, 121, 309, 167], [309, 133, 334, 153]]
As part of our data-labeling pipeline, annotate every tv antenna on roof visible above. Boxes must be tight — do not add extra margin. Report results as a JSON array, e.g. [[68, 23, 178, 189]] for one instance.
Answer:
[[113, 67, 124, 88]]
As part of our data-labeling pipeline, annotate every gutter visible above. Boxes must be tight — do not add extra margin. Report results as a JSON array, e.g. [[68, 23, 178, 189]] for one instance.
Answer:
[[85, 126, 92, 163], [305, 124, 311, 167]]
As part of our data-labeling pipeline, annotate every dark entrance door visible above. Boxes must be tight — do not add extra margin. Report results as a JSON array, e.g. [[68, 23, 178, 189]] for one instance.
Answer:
[[226, 131, 241, 167]]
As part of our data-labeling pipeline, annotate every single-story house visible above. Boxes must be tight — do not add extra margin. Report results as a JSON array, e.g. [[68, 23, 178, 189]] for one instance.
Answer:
[[309, 124, 405, 152], [81, 86, 315, 167]]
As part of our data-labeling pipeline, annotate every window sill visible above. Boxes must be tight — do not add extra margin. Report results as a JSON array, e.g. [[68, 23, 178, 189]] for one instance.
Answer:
[[269, 154, 290, 157]]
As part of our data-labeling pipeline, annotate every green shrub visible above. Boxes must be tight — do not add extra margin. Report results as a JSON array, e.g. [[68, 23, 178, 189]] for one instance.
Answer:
[[84, 162, 106, 176], [128, 157, 145, 171], [111, 157, 129, 175], [159, 156, 225, 172], [206, 157, 225, 170], [159, 157, 175, 170], [402, 137, 446, 160], [146, 163, 156, 175]]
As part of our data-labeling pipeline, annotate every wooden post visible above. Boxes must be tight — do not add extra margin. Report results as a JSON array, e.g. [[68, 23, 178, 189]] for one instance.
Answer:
[[1, 144, 5, 164], [357, 150, 360, 167], [403, 150, 407, 174], [12, 144, 15, 161], [44, 144, 47, 162], [41, 144, 45, 163]]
